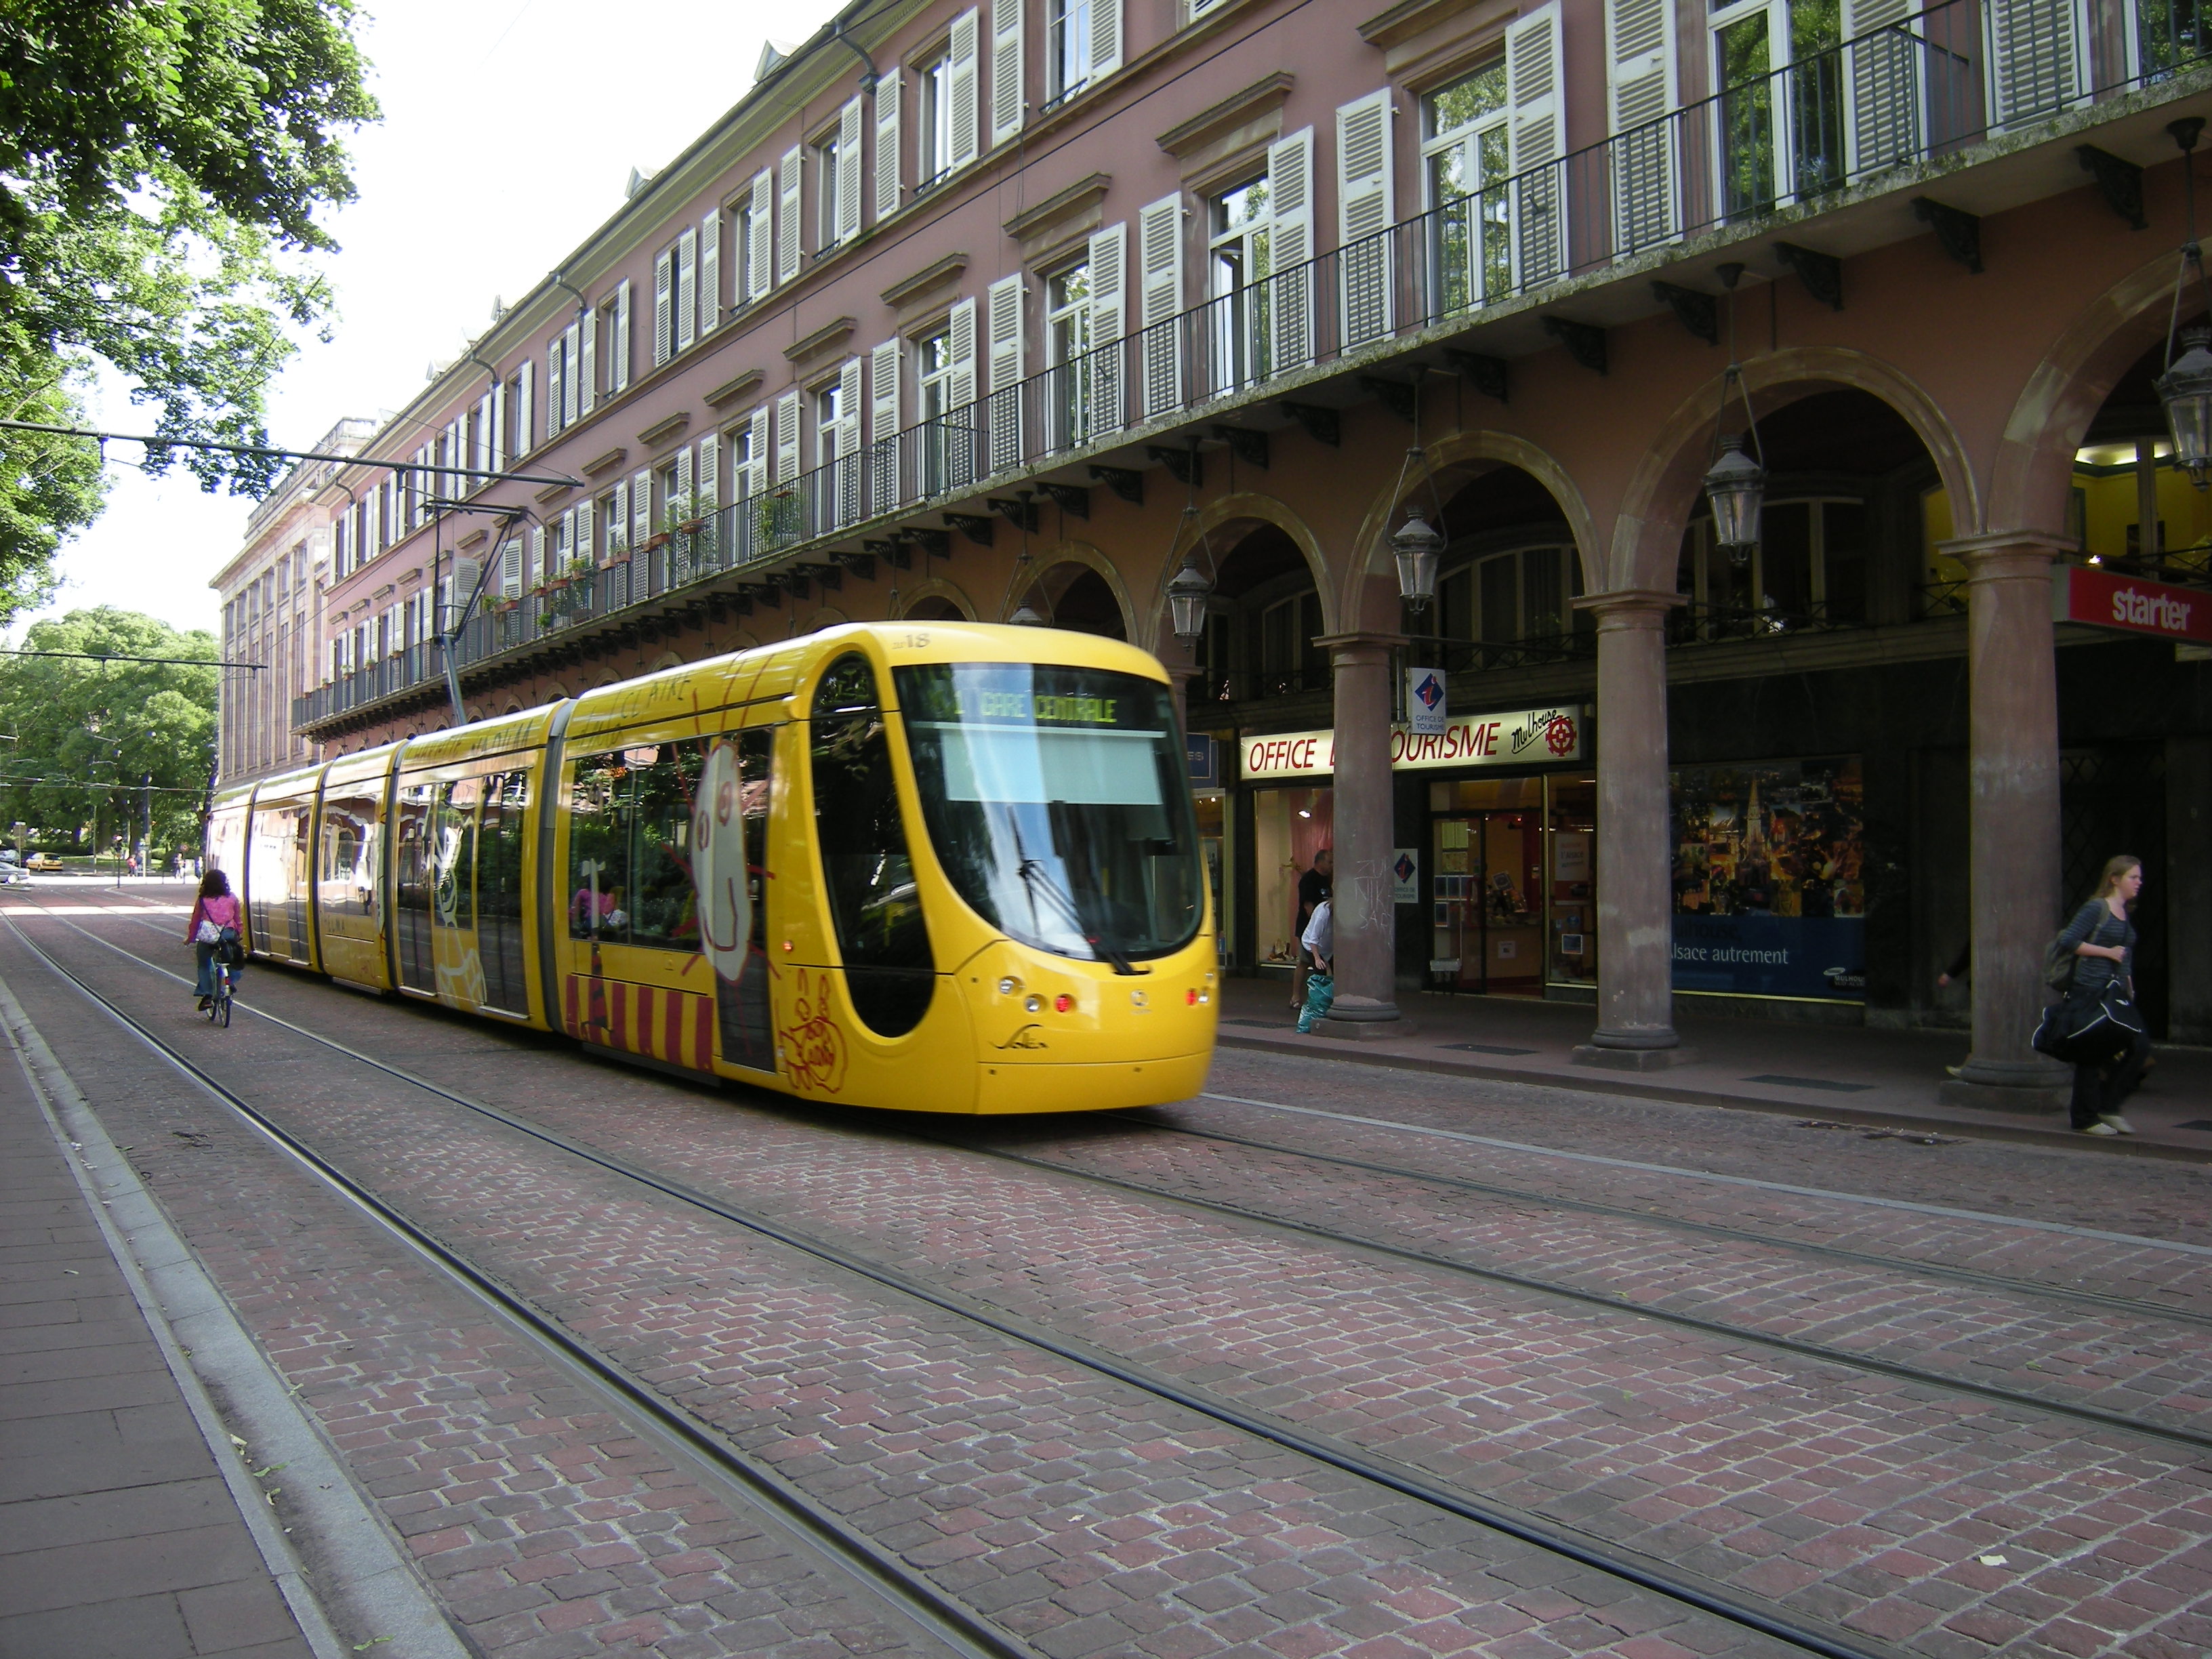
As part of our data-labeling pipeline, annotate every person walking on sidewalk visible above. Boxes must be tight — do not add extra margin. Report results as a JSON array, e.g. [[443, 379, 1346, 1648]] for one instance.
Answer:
[[2055, 855, 2152, 1136], [1295, 893, 1334, 1033], [185, 869, 244, 1011], [1291, 847, 1332, 1015]]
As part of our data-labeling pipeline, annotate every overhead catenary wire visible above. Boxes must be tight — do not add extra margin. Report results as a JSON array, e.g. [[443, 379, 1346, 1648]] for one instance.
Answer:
[[0, 418, 581, 491]]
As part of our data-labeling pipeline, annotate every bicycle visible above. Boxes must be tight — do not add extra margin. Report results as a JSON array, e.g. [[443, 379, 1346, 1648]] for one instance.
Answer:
[[205, 954, 232, 1026]]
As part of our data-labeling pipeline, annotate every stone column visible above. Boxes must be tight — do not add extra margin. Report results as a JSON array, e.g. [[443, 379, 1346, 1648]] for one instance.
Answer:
[[1939, 533, 2071, 1112], [1571, 590, 1690, 1069], [1313, 632, 1410, 1038]]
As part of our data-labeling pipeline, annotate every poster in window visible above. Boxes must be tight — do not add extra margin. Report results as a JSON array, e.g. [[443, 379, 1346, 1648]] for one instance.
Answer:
[[1669, 756, 1866, 1001]]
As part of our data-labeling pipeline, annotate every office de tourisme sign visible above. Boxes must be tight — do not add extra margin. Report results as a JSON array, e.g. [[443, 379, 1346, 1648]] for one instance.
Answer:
[[1241, 705, 1587, 781]]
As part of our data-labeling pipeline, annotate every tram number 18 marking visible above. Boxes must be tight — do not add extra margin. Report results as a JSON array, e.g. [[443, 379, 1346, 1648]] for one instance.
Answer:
[[900, 632, 930, 649]]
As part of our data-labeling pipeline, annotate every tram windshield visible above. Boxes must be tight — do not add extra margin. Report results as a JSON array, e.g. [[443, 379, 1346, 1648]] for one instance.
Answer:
[[896, 662, 1204, 966]]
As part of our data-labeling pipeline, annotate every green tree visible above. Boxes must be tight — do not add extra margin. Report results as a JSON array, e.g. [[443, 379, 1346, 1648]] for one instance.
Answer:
[[0, 1, 377, 609], [0, 608, 220, 861]]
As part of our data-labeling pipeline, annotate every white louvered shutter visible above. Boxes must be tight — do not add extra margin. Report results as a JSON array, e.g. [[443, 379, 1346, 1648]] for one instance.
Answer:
[[579, 315, 597, 416], [515, 361, 533, 457], [746, 407, 770, 499], [778, 148, 803, 281], [775, 391, 801, 483], [1268, 127, 1315, 372], [575, 498, 595, 568], [1986, 0, 2085, 130], [672, 450, 693, 572], [1843, 0, 1919, 167], [985, 274, 1025, 473], [1137, 194, 1184, 417], [837, 97, 864, 244], [613, 279, 632, 390], [1086, 222, 1126, 437], [609, 478, 629, 555], [1507, 2, 1566, 289], [949, 9, 981, 171], [474, 393, 493, 474], [947, 295, 979, 412], [676, 227, 698, 353], [1336, 92, 1393, 346], [564, 323, 582, 428], [529, 526, 545, 588], [1090, 0, 1122, 79], [989, 0, 1025, 147], [748, 171, 774, 299], [1605, 0, 1679, 252], [698, 213, 721, 337], [834, 356, 863, 525], [546, 340, 564, 435], [631, 469, 653, 544], [869, 337, 901, 512], [874, 72, 902, 221], [697, 432, 721, 508], [653, 248, 674, 366]]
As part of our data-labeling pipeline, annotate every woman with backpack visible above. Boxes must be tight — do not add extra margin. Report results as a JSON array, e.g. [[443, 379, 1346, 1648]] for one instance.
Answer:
[[186, 869, 244, 1011], [2047, 855, 2150, 1136]]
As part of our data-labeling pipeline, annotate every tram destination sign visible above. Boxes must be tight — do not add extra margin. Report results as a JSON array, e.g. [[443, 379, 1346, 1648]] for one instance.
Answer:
[[1240, 705, 1586, 781], [2051, 565, 2212, 644]]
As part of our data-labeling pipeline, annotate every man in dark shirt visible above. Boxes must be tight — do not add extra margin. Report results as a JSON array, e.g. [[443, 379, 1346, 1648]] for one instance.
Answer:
[[1292, 846, 1332, 1014]]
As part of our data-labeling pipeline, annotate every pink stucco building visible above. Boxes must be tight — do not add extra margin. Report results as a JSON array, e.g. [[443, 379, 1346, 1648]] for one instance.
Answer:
[[285, 0, 2212, 1110]]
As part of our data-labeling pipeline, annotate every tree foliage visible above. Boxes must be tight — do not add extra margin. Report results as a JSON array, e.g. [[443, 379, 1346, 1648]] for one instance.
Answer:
[[0, 608, 220, 857], [0, 365, 107, 626], [0, 2, 376, 609]]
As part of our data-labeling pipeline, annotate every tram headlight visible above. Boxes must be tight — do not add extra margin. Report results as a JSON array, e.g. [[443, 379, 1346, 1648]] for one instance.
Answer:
[[998, 976, 1020, 996], [1025, 995, 1042, 1012]]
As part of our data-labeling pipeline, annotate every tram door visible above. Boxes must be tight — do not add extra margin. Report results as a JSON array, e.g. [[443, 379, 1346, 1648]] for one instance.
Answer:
[[248, 801, 312, 964], [392, 780, 436, 994], [428, 777, 488, 1007], [1431, 808, 1545, 994], [475, 771, 531, 1017]]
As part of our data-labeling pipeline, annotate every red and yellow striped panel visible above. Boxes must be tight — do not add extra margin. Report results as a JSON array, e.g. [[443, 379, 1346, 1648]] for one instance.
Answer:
[[563, 973, 717, 1072]]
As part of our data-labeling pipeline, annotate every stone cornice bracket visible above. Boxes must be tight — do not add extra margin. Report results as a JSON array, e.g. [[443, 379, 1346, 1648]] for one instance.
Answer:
[[636, 412, 693, 448], [534, 482, 575, 506], [1004, 174, 1112, 264], [2075, 144, 2147, 230], [1571, 588, 1686, 626], [1157, 73, 1294, 159], [880, 255, 968, 309], [1910, 197, 1984, 274], [1541, 315, 1608, 374], [1774, 241, 1843, 310], [783, 316, 859, 367], [582, 447, 630, 478], [704, 370, 764, 409]]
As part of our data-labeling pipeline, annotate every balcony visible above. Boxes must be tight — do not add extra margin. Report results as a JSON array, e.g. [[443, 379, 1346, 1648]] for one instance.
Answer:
[[295, 0, 2211, 738]]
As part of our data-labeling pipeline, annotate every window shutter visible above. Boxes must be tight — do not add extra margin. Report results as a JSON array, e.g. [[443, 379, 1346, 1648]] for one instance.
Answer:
[[1086, 221, 1126, 436], [674, 449, 693, 516], [474, 393, 493, 474], [1605, 0, 1679, 252], [747, 407, 770, 499], [699, 432, 722, 518], [564, 324, 582, 428], [676, 227, 698, 352], [874, 71, 902, 221], [1842, 0, 1919, 167], [775, 390, 802, 483], [579, 314, 598, 416], [1268, 127, 1315, 372], [698, 212, 721, 338], [516, 361, 533, 457], [832, 356, 864, 525], [949, 9, 981, 171], [575, 497, 596, 566], [546, 340, 564, 435], [869, 337, 901, 512], [948, 295, 979, 413], [1507, 2, 1566, 289], [609, 478, 630, 554], [1137, 194, 1185, 417], [749, 170, 775, 299], [836, 97, 864, 244], [528, 525, 545, 588], [989, 0, 1025, 147], [653, 248, 674, 366], [778, 148, 804, 281], [631, 469, 653, 544], [613, 279, 632, 390], [1986, 0, 2085, 129], [1090, 0, 1122, 79], [985, 274, 1025, 472], [367, 483, 383, 554], [1335, 92, 1393, 346]]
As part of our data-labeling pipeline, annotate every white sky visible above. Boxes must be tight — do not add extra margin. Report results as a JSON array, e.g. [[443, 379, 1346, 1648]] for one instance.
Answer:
[[13, 0, 841, 642]]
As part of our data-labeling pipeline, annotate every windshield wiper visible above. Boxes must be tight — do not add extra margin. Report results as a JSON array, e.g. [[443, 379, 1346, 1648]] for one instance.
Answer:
[[1008, 819, 1148, 975]]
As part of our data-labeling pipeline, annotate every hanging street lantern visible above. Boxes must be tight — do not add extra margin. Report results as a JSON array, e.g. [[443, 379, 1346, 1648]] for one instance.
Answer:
[[1010, 596, 1048, 626], [1166, 544, 1214, 642], [1391, 507, 1443, 611], [2157, 325, 2212, 488], [1704, 432, 1766, 562]]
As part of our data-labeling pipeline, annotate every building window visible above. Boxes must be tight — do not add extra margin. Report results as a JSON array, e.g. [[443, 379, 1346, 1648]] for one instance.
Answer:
[[1676, 499, 1867, 638], [815, 380, 844, 473], [815, 128, 844, 251], [1046, 0, 1092, 104], [1437, 544, 1576, 665], [917, 49, 954, 188], [1424, 58, 1511, 312], [1209, 174, 1272, 390], [734, 194, 762, 306], [1044, 260, 1091, 447]]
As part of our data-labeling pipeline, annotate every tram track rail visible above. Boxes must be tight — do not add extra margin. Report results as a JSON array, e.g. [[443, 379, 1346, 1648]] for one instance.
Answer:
[[3, 897, 1906, 1659]]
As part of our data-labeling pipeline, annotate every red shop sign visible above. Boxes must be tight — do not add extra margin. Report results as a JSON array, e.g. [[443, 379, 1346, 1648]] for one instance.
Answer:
[[2052, 565, 2212, 643]]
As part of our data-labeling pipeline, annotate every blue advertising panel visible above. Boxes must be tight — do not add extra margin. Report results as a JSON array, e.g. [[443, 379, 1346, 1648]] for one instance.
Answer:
[[1185, 732, 1218, 787], [1670, 757, 1866, 1000]]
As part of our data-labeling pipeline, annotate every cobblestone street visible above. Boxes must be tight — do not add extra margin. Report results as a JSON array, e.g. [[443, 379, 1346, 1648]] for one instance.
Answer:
[[3, 884, 2208, 1659]]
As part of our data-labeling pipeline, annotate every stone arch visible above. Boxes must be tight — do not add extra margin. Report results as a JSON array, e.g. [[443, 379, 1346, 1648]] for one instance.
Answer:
[[1345, 430, 1601, 623], [726, 630, 761, 652], [1990, 248, 2190, 535], [1139, 493, 1331, 655], [805, 607, 848, 634], [649, 650, 684, 672], [1613, 346, 1980, 592], [893, 577, 978, 621], [544, 682, 571, 701], [1003, 539, 1134, 636]]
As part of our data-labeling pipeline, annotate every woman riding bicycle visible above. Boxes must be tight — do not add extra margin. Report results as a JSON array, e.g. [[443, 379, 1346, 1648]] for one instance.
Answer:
[[186, 869, 243, 1011]]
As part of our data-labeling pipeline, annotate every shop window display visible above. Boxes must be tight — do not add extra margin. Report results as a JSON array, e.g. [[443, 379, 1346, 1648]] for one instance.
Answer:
[[1254, 785, 1331, 967]]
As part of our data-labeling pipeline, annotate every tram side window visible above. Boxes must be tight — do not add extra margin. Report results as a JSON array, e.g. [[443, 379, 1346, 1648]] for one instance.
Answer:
[[811, 653, 935, 1037], [317, 792, 380, 917], [436, 778, 478, 930], [477, 772, 528, 928], [567, 743, 708, 949]]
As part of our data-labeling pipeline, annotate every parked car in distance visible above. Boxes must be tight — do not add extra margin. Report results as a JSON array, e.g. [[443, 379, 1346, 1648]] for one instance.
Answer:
[[24, 853, 63, 872]]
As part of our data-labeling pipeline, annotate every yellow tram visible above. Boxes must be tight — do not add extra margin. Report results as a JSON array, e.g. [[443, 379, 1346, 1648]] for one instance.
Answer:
[[209, 625, 1218, 1113]]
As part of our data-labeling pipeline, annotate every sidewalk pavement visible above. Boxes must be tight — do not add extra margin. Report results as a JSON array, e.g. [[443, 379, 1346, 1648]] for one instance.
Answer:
[[1219, 977, 2212, 1159], [0, 1047, 315, 1657]]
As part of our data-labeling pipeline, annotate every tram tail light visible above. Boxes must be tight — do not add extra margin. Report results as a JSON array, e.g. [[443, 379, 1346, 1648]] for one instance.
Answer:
[[1054, 994, 1074, 1013]]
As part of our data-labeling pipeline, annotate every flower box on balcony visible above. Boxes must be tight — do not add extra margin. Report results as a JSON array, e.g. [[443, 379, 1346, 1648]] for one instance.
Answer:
[[641, 532, 672, 552], [676, 518, 706, 535]]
